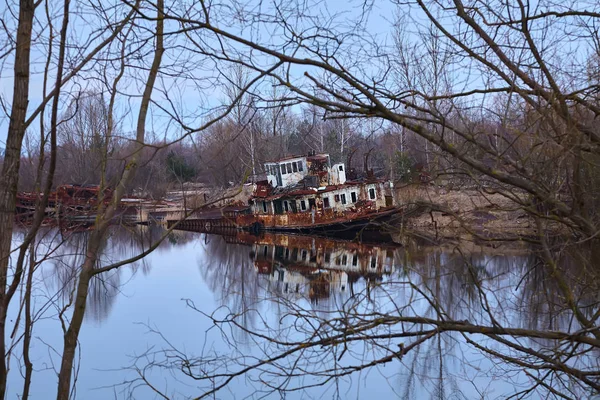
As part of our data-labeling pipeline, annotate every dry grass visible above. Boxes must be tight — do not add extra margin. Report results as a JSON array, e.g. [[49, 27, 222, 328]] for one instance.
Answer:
[[394, 184, 537, 238]]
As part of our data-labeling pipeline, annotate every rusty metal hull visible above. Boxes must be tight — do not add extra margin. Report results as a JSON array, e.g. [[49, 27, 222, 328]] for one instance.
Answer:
[[236, 206, 403, 233]]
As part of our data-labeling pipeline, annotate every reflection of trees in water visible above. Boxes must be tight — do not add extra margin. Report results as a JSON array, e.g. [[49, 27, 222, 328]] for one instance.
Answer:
[[125, 233, 600, 398], [198, 235, 261, 340], [397, 333, 463, 400], [39, 226, 588, 399], [197, 234, 557, 333], [391, 246, 521, 398], [395, 241, 600, 398], [401, 242, 592, 334], [513, 244, 600, 334], [405, 247, 512, 319], [22, 224, 600, 397], [512, 242, 600, 377], [39, 225, 197, 322]]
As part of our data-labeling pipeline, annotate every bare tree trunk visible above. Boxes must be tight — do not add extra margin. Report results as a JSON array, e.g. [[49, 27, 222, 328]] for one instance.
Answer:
[[319, 123, 324, 153], [340, 119, 345, 156], [400, 126, 404, 153], [55, 242, 95, 400], [7, 0, 63, 339], [0, 1, 35, 396], [55, 1, 163, 398], [21, 240, 36, 400], [250, 129, 256, 178]]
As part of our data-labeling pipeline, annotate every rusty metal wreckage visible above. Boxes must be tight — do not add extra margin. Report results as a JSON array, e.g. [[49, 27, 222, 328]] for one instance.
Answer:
[[174, 151, 403, 235], [15, 152, 403, 235], [15, 184, 174, 231]]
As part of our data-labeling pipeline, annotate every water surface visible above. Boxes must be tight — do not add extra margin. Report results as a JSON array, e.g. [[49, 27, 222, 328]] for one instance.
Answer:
[[7, 226, 596, 399]]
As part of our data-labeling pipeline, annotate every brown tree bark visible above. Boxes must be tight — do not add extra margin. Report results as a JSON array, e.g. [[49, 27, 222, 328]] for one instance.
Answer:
[[21, 240, 36, 400], [55, 1, 164, 398], [0, 0, 35, 397]]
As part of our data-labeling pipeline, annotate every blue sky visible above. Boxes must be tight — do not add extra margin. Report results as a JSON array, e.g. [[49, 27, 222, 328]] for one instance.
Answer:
[[0, 0, 402, 152]]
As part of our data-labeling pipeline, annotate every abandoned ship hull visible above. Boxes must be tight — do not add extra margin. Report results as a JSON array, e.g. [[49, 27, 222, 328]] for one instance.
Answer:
[[236, 206, 403, 233]]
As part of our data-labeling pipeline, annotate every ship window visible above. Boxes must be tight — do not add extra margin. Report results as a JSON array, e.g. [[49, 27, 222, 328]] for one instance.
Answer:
[[281, 164, 287, 175], [323, 197, 330, 208], [342, 255, 347, 265], [300, 200, 307, 211], [352, 254, 358, 266], [351, 192, 357, 203], [339, 165, 344, 171], [275, 246, 285, 258], [335, 257, 341, 266], [262, 201, 268, 213], [292, 162, 298, 172], [334, 194, 340, 202], [341, 194, 347, 205], [325, 252, 331, 263], [369, 188, 376, 200], [297, 161, 303, 171], [284, 201, 289, 212], [371, 257, 377, 269], [285, 248, 290, 259], [287, 163, 293, 173], [301, 250, 307, 261], [263, 246, 268, 257]]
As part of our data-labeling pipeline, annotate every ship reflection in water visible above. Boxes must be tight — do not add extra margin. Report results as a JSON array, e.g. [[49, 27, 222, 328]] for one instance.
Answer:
[[186, 226, 402, 302], [242, 232, 399, 300]]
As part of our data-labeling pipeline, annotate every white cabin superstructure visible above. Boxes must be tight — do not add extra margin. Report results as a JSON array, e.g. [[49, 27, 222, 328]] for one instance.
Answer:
[[264, 153, 346, 189]]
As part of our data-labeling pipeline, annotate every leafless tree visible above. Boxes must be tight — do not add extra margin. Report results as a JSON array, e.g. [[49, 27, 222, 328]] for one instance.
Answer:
[[2, 0, 600, 398], [108, 0, 600, 397]]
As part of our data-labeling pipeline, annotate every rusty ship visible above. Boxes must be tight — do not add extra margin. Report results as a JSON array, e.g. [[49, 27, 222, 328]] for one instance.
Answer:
[[233, 152, 402, 233]]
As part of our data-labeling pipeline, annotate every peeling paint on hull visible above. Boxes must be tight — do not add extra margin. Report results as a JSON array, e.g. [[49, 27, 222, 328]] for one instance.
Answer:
[[236, 206, 403, 233]]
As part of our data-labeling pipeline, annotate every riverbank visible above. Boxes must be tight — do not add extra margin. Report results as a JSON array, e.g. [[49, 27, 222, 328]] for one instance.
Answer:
[[175, 183, 544, 242], [393, 184, 543, 242]]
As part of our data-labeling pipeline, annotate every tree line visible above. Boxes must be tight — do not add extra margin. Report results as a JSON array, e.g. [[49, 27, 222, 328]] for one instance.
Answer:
[[10, 91, 437, 197]]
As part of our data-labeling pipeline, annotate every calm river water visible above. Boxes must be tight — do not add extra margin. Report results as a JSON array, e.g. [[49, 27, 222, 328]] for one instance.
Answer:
[[6, 225, 594, 399]]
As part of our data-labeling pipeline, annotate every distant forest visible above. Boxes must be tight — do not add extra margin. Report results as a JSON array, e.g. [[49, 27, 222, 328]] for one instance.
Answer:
[[6, 91, 545, 198]]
